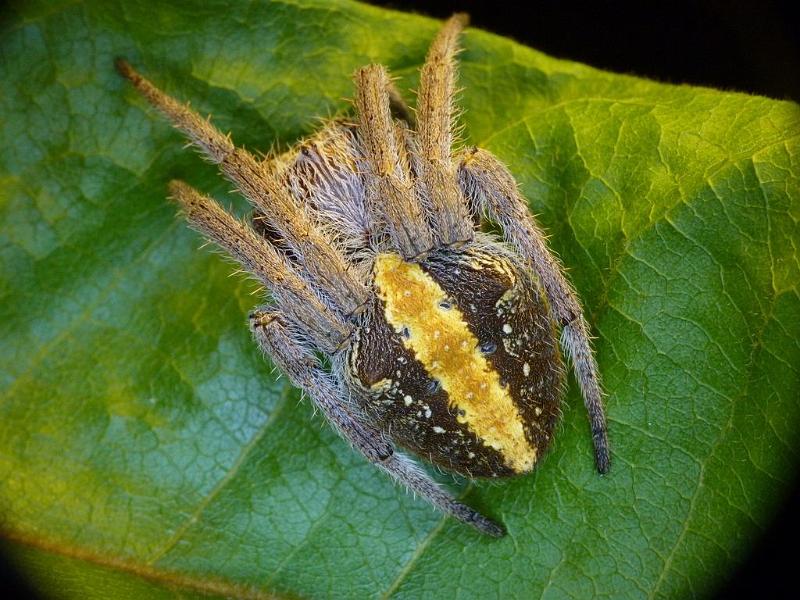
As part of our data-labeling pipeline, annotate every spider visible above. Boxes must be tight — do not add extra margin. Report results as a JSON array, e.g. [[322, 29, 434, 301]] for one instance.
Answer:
[[116, 14, 609, 538]]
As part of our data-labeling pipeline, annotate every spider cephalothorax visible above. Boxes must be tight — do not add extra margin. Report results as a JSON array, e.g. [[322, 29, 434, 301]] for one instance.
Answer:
[[117, 14, 609, 537]]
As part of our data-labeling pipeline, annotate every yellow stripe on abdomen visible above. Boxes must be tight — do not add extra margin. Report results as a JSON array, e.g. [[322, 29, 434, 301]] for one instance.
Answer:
[[374, 253, 536, 473]]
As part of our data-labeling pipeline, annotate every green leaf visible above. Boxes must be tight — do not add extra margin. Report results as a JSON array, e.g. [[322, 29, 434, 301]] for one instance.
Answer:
[[1, 0, 799, 598]]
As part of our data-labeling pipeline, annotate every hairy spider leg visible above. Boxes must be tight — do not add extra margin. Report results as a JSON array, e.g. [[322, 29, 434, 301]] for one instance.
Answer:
[[250, 309, 505, 537], [415, 13, 474, 246], [116, 60, 367, 316], [458, 148, 611, 474], [354, 65, 434, 258], [168, 181, 350, 352]]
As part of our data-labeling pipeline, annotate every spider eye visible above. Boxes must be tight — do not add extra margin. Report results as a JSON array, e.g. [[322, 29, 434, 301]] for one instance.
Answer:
[[479, 341, 497, 355], [400, 326, 411, 339], [438, 300, 452, 310]]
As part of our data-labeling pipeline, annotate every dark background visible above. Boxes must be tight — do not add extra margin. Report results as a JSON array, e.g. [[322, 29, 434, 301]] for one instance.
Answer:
[[372, 0, 799, 101], [2, 0, 798, 598], [367, 1, 799, 599]]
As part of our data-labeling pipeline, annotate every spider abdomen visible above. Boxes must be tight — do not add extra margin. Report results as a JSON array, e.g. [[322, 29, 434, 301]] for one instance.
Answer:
[[347, 245, 564, 478]]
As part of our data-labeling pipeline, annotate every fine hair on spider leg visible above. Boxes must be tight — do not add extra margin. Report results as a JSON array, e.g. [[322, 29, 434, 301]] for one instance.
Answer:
[[118, 12, 610, 539], [251, 310, 505, 537], [115, 59, 367, 318], [415, 13, 474, 246], [457, 147, 610, 474], [354, 64, 433, 258], [166, 181, 350, 352]]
